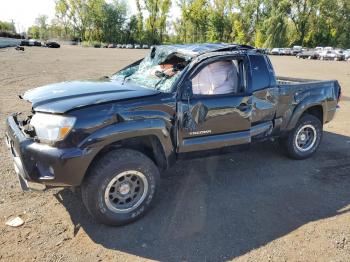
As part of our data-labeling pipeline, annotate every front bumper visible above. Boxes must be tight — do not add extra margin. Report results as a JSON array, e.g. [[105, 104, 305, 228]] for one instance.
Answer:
[[5, 114, 99, 189]]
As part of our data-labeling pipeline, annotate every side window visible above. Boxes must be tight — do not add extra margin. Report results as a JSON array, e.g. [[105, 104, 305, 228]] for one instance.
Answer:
[[191, 60, 241, 96], [250, 55, 271, 92]]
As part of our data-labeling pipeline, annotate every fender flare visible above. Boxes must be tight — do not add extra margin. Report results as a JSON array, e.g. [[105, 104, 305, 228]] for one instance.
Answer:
[[286, 95, 325, 131], [78, 118, 174, 167]]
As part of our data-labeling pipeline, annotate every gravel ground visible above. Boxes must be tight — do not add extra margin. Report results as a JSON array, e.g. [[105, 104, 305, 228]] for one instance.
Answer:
[[0, 46, 349, 262]]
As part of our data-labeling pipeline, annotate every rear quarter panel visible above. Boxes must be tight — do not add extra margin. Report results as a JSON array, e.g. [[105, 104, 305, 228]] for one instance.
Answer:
[[277, 79, 340, 131]]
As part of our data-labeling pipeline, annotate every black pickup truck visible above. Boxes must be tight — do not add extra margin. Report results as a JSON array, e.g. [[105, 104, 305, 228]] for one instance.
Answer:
[[5, 44, 341, 225]]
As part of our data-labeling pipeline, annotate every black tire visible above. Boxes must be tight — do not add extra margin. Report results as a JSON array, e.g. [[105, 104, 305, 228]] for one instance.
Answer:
[[81, 149, 160, 226], [280, 114, 323, 160]]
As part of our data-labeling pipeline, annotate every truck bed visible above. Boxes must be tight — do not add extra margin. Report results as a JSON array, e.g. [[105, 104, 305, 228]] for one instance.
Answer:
[[277, 76, 328, 85], [275, 76, 341, 128], [277, 76, 340, 94]]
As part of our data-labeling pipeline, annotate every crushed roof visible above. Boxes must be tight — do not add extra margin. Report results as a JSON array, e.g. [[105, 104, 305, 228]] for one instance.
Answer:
[[153, 43, 255, 58]]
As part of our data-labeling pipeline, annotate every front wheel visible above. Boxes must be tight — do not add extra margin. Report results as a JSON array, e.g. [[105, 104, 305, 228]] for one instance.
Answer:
[[280, 114, 323, 160], [81, 149, 160, 226]]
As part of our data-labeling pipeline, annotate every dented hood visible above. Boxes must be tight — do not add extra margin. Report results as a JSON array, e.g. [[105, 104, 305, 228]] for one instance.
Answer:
[[22, 79, 160, 114]]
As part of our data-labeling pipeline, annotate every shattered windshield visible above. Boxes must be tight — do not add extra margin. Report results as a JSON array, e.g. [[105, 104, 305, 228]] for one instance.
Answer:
[[111, 46, 191, 93]]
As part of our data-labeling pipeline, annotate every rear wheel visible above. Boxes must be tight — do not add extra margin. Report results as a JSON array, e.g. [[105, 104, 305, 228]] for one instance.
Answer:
[[280, 114, 323, 160], [81, 149, 160, 226]]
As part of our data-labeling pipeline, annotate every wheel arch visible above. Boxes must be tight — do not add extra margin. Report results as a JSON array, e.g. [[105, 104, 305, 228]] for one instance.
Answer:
[[88, 135, 170, 171], [286, 99, 325, 131], [302, 105, 323, 123], [79, 119, 176, 183]]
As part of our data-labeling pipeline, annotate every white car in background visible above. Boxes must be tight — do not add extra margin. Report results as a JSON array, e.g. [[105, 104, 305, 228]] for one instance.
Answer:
[[281, 48, 292, 55], [315, 47, 324, 54], [344, 50, 350, 60], [292, 46, 302, 55], [28, 39, 41, 46], [319, 50, 345, 61], [270, 48, 282, 55]]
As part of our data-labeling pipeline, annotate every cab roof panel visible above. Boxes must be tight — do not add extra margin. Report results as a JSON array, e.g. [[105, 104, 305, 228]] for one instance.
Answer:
[[153, 43, 255, 58]]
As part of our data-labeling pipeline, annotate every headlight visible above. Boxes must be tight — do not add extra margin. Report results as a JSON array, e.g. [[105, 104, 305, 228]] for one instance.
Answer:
[[30, 113, 76, 142]]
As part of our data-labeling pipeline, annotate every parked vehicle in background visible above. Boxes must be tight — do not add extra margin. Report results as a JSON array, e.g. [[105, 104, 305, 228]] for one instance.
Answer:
[[5, 44, 341, 226], [116, 44, 122, 48], [264, 48, 271, 54], [335, 50, 346, 61], [324, 46, 333, 51], [296, 49, 319, 60], [345, 50, 350, 60], [292, 46, 302, 55], [45, 41, 60, 48], [142, 44, 149, 49], [107, 44, 116, 48], [257, 48, 269, 54], [315, 47, 324, 55], [29, 39, 41, 46], [134, 44, 141, 49], [319, 50, 345, 61], [281, 48, 292, 56], [126, 44, 134, 49], [270, 48, 282, 55], [121, 44, 126, 48], [20, 40, 30, 46]]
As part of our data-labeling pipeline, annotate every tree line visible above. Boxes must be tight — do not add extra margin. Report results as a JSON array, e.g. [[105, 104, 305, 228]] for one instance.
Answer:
[[23, 0, 350, 48], [174, 0, 350, 48], [0, 20, 22, 38]]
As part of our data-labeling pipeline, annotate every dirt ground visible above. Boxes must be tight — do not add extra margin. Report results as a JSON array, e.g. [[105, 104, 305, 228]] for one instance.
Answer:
[[0, 46, 349, 262]]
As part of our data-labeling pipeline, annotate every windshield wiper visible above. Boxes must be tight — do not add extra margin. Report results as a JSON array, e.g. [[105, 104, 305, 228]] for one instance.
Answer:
[[122, 73, 135, 85]]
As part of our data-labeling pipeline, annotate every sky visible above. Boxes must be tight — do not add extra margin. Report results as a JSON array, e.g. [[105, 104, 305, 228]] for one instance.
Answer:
[[0, 0, 181, 33]]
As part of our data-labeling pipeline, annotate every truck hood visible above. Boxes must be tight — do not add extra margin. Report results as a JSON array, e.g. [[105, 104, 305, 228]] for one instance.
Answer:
[[22, 80, 160, 113]]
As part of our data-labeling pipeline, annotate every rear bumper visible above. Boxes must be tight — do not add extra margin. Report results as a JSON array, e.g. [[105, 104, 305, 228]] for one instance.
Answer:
[[5, 114, 99, 188]]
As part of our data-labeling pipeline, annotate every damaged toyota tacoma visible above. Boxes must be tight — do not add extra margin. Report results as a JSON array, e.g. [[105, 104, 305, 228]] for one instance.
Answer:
[[5, 44, 341, 225]]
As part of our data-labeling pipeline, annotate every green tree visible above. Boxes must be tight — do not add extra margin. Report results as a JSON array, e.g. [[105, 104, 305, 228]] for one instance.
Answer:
[[288, 0, 317, 46], [86, 0, 105, 42], [135, 0, 144, 43], [55, 0, 71, 38], [207, 0, 233, 42], [35, 15, 49, 40], [27, 26, 40, 39], [263, 0, 290, 47], [158, 0, 171, 43], [68, 0, 90, 41], [188, 0, 209, 42], [0, 21, 16, 32], [101, 0, 127, 43], [125, 15, 138, 43], [144, 0, 159, 44]]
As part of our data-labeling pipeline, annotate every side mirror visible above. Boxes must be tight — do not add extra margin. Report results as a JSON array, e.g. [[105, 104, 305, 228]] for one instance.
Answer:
[[182, 80, 193, 100]]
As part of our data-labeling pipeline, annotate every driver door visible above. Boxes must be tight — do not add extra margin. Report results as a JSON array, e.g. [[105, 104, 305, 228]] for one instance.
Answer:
[[176, 56, 252, 153]]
